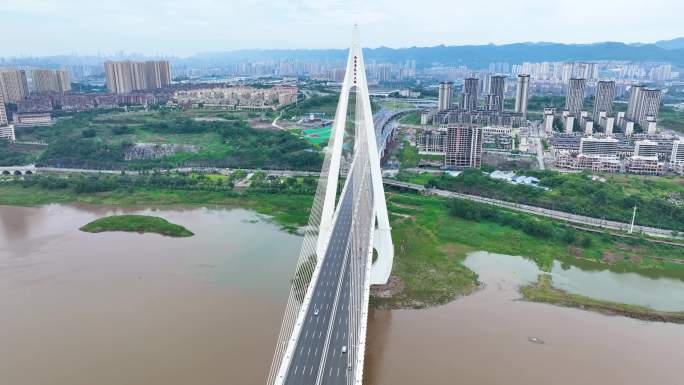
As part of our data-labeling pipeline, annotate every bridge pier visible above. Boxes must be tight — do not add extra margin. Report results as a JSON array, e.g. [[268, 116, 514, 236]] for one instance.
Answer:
[[371, 226, 393, 284]]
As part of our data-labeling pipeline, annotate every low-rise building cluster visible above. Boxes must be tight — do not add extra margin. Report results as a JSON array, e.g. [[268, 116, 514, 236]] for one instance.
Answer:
[[170, 85, 298, 110], [551, 133, 683, 175], [15, 92, 157, 114]]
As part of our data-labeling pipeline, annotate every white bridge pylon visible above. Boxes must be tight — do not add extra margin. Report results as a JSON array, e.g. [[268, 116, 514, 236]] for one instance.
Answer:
[[317, 27, 394, 285], [266, 27, 394, 385]]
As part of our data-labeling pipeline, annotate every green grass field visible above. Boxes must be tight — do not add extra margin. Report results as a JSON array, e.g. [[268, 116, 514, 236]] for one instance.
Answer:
[[380, 101, 414, 111], [397, 112, 421, 125]]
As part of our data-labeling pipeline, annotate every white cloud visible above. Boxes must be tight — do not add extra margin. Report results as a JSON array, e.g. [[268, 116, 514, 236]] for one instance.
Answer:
[[0, 0, 682, 56]]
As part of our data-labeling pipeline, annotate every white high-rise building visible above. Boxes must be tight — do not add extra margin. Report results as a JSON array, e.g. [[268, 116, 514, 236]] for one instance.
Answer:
[[626, 85, 643, 122], [637, 89, 662, 130], [488, 75, 506, 112], [605, 117, 615, 135], [593, 81, 615, 124], [0, 89, 12, 141], [460, 77, 479, 111], [105, 60, 171, 94], [624, 120, 635, 136], [565, 78, 585, 118], [0, 90, 8, 126], [670, 140, 684, 164], [544, 108, 555, 133], [564, 115, 575, 134], [32, 69, 71, 93], [437, 81, 454, 111], [514, 75, 530, 118], [0, 69, 29, 103]]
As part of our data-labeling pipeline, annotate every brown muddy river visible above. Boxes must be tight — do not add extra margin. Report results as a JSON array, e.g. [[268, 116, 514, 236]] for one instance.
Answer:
[[1, 205, 683, 385]]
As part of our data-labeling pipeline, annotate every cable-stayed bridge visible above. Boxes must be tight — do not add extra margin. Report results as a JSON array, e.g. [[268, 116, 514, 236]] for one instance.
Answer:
[[267, 27, 394, 385]]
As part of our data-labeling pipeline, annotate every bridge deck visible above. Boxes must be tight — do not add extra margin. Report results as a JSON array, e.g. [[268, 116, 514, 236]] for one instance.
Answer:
[[284, 179, 356, 384]]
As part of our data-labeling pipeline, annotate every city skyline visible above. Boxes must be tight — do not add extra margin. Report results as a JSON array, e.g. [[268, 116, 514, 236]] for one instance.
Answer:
[[1, 0, 683, 57]]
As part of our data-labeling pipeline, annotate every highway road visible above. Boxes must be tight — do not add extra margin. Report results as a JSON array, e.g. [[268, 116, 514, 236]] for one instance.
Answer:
[[284, 176, 356, 384]]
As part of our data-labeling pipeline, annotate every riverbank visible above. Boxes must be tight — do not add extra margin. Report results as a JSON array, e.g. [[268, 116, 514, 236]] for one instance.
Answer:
[[80, 215, 194, 237], [522, 275, 684, 324], [374, 192, 684, 311], [0, 184, 312, 233], [1, 183, 682, 321]]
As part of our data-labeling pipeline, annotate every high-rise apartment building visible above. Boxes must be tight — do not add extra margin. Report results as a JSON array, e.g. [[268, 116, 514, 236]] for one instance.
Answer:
[[480, 73, 492, 96], [635, 88, 661, 129], [0, 90, 8, 126], [484, 94, 497, 112], [514, 75, 530, 118], [105, 60, 171, 94], [670, 140, 684, 164], [57, 70, 71, 93], [593, 81, 615, 124], [31, 70, 57, 93], [573, 62, 599, 81], [626, 85, 661, 129], [487, 75, 505, 112], [32, 69, 71, 93], [460, 77, 479, 111], [0, 69, 29, 103], [0, 91, 13, 140], [437, 81, 454, 111], [144, 60, 171, 89], [445, 124, 483, 168], [626, 84, 643, 122], [565, 78, 586, 118]]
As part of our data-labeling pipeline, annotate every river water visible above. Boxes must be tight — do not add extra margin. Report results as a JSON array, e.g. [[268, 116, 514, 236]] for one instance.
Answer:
[[1, 205, 683, 385]]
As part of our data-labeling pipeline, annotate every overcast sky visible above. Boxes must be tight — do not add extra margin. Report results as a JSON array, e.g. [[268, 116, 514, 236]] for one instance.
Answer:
[[2, 0, 683, 57]]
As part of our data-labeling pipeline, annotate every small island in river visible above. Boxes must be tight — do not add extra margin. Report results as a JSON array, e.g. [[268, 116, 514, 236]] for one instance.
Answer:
[[80, 215, 194, 238]]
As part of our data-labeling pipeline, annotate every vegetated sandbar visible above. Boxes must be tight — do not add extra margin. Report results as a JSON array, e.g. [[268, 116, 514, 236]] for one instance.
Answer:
[[521, 275, 684, 324], [79, 214, 194, 237]]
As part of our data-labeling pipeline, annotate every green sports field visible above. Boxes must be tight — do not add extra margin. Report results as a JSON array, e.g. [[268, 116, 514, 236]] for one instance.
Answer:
[[301, 126, 333, 145]]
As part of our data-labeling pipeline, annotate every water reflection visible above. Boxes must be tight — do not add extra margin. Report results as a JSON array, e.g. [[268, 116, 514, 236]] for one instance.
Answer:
[[462, 251, 684, 312], [463, 251, 684, 312], [551, 260, 684, 312], [365, 252, 684, 385]]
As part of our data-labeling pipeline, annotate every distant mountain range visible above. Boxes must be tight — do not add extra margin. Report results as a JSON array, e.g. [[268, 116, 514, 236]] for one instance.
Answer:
[[655, 37, 684, 50], [2, 39, 683, 69], [188, 41, 684, 68]]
